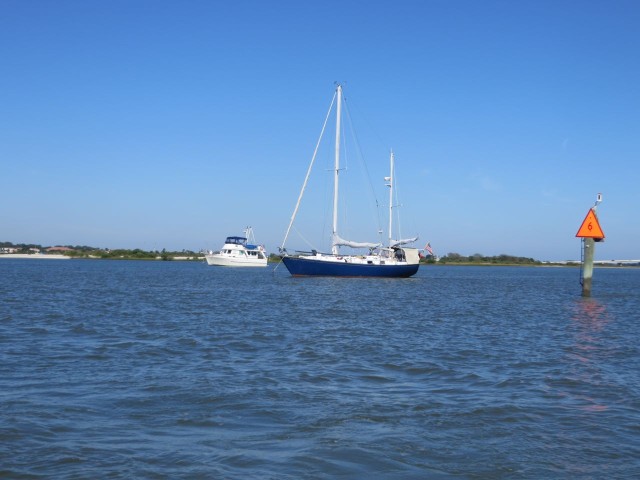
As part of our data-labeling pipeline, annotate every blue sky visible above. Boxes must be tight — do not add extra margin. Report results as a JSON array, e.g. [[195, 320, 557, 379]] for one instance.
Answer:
[[1, 0, 638, 261]]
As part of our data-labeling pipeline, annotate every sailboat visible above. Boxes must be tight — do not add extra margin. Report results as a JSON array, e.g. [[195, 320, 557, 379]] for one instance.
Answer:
[[279, 84, 420, 278]]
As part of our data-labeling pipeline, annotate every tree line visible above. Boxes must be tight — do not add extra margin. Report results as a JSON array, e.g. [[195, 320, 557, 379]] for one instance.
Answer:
[[433, 253, 540, 265], [0, 242, 200, 261]]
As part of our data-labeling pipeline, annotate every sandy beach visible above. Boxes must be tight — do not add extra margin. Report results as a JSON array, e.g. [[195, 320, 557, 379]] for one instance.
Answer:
[[0, 254, 71, 260]]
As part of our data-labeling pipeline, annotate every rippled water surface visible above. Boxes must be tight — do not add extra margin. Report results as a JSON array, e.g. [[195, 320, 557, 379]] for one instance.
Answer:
[[1, 260, 639, 478]]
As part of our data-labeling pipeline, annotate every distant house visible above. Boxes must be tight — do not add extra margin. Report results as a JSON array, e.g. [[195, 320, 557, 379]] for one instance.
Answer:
[[0, 247, 18, 254], [46, 246, 73, 252]]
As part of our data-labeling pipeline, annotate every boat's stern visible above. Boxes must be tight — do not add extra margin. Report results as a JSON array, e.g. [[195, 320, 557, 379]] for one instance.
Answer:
[[402, 248, 421, 265]]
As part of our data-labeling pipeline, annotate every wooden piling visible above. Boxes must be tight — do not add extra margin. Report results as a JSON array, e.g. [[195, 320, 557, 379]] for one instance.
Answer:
[[581, 237, 595, 297]]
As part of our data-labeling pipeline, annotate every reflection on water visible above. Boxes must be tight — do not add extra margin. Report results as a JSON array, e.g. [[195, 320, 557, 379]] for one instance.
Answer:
[[572, 297, 610, 332], [564, 298, 613, 412], [571, 298, 611, 358]]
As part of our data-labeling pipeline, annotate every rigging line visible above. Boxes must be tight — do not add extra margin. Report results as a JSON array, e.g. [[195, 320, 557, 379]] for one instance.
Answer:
[[342, 94, 394, 244], [343, 98, 380, 206], [272, 254, 284, 274], [321, 155, 334, 252], [347, 91, 392, 163], [339, 95, 350, 243], [280, 90, 337, 251], [393, 156, 403, 239], [292, 225, 317, 252], [342, 94, 384, 237]]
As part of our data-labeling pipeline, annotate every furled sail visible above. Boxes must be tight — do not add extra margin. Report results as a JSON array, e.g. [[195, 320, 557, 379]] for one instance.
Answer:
[[390, 236, 419, 247], [332, 234, 381, 249]]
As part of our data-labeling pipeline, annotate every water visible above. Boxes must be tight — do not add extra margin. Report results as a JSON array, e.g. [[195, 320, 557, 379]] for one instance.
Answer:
[[1, 260, 639, 479]]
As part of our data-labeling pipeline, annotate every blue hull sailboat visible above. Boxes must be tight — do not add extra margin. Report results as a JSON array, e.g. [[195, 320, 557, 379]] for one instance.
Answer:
[[279, 84, 420, 278], [281, 255, 419, 278]]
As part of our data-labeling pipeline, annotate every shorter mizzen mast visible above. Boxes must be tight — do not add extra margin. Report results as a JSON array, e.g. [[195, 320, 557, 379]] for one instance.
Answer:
[[386, 150, 395, 250], [387, 150, 418, 249]]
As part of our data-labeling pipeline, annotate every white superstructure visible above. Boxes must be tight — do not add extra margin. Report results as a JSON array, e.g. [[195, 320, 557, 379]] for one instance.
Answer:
[[205, 227, 268, 267]]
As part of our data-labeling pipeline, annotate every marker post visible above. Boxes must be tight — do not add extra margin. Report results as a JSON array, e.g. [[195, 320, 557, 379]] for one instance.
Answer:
[[581, 237, 596, 297], [575, 194, 605, 297]]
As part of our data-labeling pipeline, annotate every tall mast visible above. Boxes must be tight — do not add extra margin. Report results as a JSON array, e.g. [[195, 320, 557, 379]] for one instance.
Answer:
[[332, 84, 342, 255]]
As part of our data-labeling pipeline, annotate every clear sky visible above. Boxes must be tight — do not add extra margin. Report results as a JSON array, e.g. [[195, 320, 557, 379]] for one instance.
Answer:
[[1, 0, 638, 261]]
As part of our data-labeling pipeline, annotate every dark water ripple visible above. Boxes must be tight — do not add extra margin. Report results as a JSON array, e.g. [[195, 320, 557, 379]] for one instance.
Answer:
[[1, 260, 639, 478]]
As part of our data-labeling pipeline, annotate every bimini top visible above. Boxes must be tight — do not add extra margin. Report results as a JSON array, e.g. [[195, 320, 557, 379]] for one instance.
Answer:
[[224, 236, 247, 245]]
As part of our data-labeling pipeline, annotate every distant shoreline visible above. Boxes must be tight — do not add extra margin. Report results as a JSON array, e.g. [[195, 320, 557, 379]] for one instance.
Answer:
[[0, 254, 71, 260], [0, 254, 205, 261], [430, 261, 639, 268]]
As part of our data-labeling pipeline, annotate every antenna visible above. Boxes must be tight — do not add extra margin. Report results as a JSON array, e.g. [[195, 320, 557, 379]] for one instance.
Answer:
[[594, 192, 602, 208]]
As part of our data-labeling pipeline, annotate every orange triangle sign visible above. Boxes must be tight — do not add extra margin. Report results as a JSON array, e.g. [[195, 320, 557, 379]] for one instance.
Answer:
[[576, 208, 605, 238]]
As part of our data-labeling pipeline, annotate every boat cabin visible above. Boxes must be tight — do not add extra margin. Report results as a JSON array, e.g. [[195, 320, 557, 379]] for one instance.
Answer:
[[224, 236, 247, 245]]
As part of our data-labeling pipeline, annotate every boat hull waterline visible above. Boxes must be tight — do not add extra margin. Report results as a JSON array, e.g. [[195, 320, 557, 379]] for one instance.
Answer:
[[205, 255, 267, 267], [282, 256, 419, 277]]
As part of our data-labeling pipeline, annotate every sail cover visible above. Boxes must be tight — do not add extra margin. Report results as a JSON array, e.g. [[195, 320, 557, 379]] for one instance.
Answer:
[[332, 234, 380, 249], [390, 236, 419, 247]]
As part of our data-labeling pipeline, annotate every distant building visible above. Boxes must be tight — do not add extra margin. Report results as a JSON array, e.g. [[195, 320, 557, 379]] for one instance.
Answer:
[[46, 246, 73, 252]]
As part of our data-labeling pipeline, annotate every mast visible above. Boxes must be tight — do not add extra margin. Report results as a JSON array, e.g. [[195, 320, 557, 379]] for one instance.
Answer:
[[331, 84, 342, 255]]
